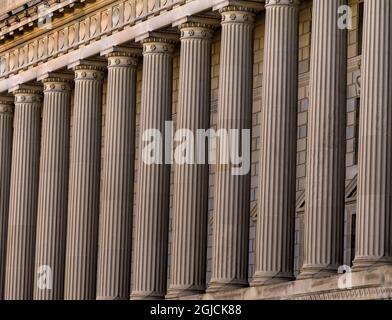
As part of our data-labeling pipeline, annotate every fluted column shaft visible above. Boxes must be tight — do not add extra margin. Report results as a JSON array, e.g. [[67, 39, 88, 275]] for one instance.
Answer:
[[354, 0, 392, 270], [168, 24, 214, 298], [96, 52, 139, 300], [4, 88, 42, 300], [131, 38, 174, 300], [34, 78, 72, 300], [0, 98, 14, 300], [300, 0, 347, 279], [208, 7, 255, 292], [253, 0, 299, 285], [64, 65, 104, 300]]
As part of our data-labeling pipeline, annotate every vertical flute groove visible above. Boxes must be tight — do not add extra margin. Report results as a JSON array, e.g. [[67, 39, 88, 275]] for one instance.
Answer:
[[4, 89, 42, 300], [34, 78, 72, 299], [354, 0, 392, 270], [253, 0, 299, 285], [168, 24, 213, 298], [300, 0, 347, 279], [208, 7, 255, 292], [131, 39, 174, 300], [0, 99, 14, 300], [64, 66, 104, 300], [96, 53, 139, 300]]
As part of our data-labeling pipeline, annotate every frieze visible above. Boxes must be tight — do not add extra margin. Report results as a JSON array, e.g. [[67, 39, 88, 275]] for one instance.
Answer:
[[0, 0, 187, 80], [293, 287, 392, 300]]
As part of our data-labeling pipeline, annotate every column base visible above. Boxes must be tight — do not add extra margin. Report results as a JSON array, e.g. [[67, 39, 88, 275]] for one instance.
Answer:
[[130, 291, 165, 300], [206, 279, 248, 293], [297, 264, 339, 280], [250, 271, 294, 287], [96, 295, 128, 300], [352, 256, 392, 272], [166, 285, 205, 299]]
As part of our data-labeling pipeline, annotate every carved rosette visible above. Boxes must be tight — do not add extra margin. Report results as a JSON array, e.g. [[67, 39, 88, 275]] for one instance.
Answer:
[[180, 23, 214, 40], [142, 38, 176, 54], [74, 65, 105, 81], [0, 99, 14, 116], [220, 6, 256, 25], [42, 78, 73, 93], [13, 89, 43, 104], [107, 52, 139, 68]]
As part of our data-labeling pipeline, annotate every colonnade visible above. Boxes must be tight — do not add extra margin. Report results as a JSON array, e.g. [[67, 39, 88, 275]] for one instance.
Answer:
[[0, 0, 391, 300]]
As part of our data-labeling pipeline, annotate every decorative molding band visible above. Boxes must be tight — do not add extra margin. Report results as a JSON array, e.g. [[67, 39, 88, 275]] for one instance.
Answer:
[[177, 266, 392, 300], [0, 0, 85, 40], [0, 0, 188, 81], [0, 0, 265, 92], [293, 287, 392, 301]]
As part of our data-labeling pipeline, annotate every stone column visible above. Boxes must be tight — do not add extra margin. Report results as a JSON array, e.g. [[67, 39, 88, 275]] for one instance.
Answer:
[[208, 6, 255, 292], [64, 62, 105, 300], [33, 75, 72, 300], [96, 48, 140, 300], [299, 0, 347, 279], [354, 0, 392, 270], [167, 22, 215, 298], [0, 97, 14, 300], [131, 36, 175, 300], [252, 0, 299, 286], [4, 86, 42, 300]]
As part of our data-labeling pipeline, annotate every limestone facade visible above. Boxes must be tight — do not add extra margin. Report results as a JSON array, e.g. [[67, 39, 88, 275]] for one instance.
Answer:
[[0, 0, 391, 300]]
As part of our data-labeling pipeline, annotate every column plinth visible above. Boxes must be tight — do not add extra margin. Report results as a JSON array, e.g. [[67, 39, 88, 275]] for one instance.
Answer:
[[299, 0, 347, 280], [0, 97, 14, 300], [252, 0, 299, 286], [4, 87, 42, 300], [96, 50, 140, 300], [64, 64, 105, 300], [130, 37, 175, 300], [167, 23, 214, 299], [353, 0, 392, 271], [34, 76, 72, 299], [208, 6, 255, 293]]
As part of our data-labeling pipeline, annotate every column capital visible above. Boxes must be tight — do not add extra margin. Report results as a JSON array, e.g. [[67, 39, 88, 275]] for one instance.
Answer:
[[103, 46, 142, 68], [0, 96, 14, 115], [220, 7, 257, 24], [10, 84, 43, 103], [40, 72, 74, 92], [137, 31, 179, 54], [179, 23, 215, 40], [68, 59, 106, 81], [265, 0, 300, 8], [176, 16, 220, 40], [142, 38, 177, 54]]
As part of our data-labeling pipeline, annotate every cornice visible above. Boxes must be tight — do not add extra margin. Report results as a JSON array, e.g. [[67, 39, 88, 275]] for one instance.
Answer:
[[0, 0, 117, 51], [0, 0, 189, 82], [0, 0, 258, 92], [0, 1, 90, 41]]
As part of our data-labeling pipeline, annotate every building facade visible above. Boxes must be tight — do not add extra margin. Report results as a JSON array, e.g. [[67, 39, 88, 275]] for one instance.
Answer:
[[0, 0, 391, 300]]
